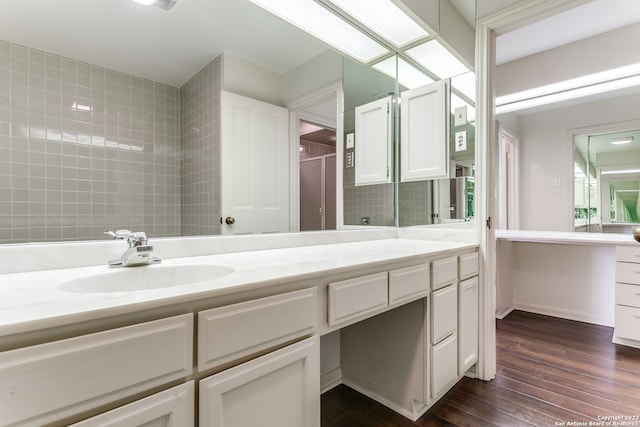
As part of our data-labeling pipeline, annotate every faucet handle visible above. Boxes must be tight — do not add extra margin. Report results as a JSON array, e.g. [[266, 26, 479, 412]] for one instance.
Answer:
[[104, 229, 133, 240], [127, 232, 148, 247]]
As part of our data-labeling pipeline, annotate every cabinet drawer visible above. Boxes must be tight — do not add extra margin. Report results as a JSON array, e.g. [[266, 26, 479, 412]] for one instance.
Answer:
[[70, 382, 195, 426], [616, 262, 640, 285], [616, 245, 640, 263], [432, 256, 458, 290], [431, 283, 458, 344], [615, 305, 640, 341], [389, 264, 430, 305], [616, 283, 640, 308], [0, 314, 193, 427], [459, 252, 479, 281], [198, 288, 317, 372], [431, 333, 458, 399], [328, 272, 388, 326]]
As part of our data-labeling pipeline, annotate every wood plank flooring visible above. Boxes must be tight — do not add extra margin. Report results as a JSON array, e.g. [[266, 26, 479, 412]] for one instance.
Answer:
[[321, 310, 640, 426]]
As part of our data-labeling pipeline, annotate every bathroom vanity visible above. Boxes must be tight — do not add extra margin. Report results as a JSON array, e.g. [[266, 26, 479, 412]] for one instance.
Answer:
[[496, 230, 640, 350], [0, 236, 479, 426]]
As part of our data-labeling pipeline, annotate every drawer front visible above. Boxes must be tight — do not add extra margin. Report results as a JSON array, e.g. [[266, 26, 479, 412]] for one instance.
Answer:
[[328, 272, 388, 326], [616, 245, 640, 263], [70, 382, 195, 426], [0, 314, 193, 427], [198, 288, 317, 372], [459, 252, 479, 281], [389, 264, 430, 306], [615, 305, 640, 341], [432, 256, 458, 290], [616, 283, 640, 308], [431, 333, 458, 399], [616, 261, 640, 285], [431, 283, 458, 344]]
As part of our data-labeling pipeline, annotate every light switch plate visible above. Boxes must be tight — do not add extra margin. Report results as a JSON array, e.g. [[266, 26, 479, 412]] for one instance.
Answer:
[[454, 106, 468, 126], [346, 132, 355, 149]]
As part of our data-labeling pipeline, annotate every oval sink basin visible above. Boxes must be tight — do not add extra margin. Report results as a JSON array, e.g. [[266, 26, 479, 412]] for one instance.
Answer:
[[58, 264, 235, 293]]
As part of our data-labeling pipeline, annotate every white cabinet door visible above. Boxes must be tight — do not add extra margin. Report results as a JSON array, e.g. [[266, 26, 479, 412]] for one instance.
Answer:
[[431, 333, 458, 399], [459, 277, 479, 373], [199, 336, 320, 427], [431, 283, 458, 344], [354, 96, 392, 186], [70, 382, 194, 427], [400, 80, 449, 182], [220, 91, 290, 235]]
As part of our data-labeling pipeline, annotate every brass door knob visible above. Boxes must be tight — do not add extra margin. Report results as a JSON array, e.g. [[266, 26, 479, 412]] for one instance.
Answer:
[[225, 217, 236, 225]]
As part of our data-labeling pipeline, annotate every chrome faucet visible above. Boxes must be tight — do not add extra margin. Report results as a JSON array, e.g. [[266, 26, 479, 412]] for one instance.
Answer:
[[105, 230, 161, 267]]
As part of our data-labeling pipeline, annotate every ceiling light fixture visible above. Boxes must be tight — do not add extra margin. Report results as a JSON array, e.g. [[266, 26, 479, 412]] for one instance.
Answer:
[[131, 0, 177, 11], [372, 56, 434, 90], [405, 39, 471, 80], [249, 0, 389, 64], [496, 62, 640, 114], [611, 137, 634, 145], [326, 0, 431, 48], [601, 169, 640, 175]]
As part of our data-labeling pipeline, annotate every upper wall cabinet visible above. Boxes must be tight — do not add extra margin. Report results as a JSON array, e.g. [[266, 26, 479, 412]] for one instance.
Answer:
[[354, 96, 393, 186], [400, 80, 449, 182]]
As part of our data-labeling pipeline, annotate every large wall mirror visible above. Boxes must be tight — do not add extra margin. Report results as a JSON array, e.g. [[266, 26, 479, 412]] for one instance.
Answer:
[[574, 129, 640, 233], [494, 1, 640, 234], [0, 0, 475, 243]]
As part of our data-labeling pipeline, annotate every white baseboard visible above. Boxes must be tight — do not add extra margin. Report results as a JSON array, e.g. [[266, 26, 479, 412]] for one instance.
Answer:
[[495, 306, 514, 319], [320, 367, 342, 394], [513, 302, 614, 327]]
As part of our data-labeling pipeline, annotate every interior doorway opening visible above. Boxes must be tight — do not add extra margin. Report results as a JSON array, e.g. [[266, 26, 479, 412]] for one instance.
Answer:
[[299, 120, 337, 231]]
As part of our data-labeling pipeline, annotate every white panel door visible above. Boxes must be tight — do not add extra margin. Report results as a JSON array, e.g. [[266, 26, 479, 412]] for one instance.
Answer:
[[354, 96, 392, 186], [221, 91, 289, 235], [400, 80, 449, 182], [199, 336, 320, 427]]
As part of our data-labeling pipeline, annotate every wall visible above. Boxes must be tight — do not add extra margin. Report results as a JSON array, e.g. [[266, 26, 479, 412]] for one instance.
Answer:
[[222, 53, 284, 106], [180, 56, 221, 236], [0, 40, 180, 244]]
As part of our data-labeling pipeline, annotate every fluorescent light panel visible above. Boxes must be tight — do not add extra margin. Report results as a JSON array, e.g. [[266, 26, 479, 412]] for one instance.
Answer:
[[601, 169, 640, 175], [249, 0, 389, 63], [496, 62, 640, 113], [328, 0, 430, 48], [611, 137, 634, 145], [372, 56, 434, 89], [496, 73, 640, 114], [406, 39, 470, 80]]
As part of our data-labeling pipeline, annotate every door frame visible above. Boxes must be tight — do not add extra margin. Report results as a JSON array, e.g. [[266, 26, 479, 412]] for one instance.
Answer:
[[498, 125, 519, 230], [288, 81, 343, 231], [476, 0, 585, 381]]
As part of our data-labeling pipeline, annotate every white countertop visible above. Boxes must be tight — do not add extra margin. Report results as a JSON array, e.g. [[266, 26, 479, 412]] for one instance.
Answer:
[[495, 229, 640, 245], [0, 239, 476, 337]]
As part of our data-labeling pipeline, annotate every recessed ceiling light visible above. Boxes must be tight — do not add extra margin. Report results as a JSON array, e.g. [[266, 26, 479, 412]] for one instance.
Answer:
[[372, 56, 434, 90], [405, 39, 470, 80], [601, 169, 640, 175], [611, 137, 634, 145], [249, 0, 389, 64], [131, 0, 177, 10], [327, 0, 431, 48]]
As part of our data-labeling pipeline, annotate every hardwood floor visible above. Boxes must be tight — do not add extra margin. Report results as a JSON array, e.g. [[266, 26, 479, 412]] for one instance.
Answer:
[[321, 310, 640, 426]]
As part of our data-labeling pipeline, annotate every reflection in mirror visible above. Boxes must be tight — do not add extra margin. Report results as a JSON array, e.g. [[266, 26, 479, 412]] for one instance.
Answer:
[[574, 130, 640, 234], [342, 57, 396, 227]]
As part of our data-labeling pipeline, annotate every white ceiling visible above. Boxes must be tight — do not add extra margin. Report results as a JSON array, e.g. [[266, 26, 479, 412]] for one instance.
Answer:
[[0, 0, 328, 87], [496, 0, 640, 65], [0, 0, 477, 88]]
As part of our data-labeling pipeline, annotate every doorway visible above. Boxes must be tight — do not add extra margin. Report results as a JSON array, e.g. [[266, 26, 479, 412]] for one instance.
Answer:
[[299, 121, 337, 231], [498, 126, 519, 230]]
